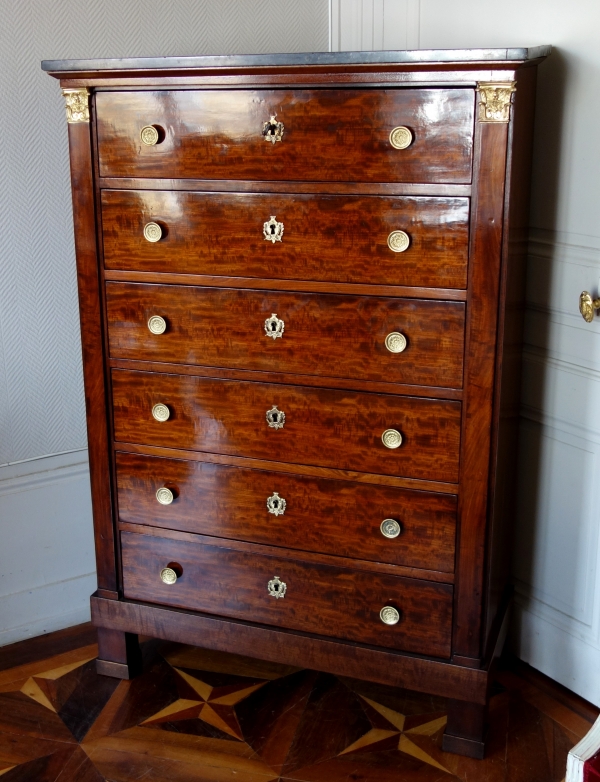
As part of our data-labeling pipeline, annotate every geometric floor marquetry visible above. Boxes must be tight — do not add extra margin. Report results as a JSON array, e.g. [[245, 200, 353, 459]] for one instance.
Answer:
[[0, 626, 596, 781]]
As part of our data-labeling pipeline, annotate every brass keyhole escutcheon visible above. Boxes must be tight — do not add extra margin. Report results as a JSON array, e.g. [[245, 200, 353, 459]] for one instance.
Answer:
[[267, 575, 287, 598], [263, 115, 284, 143], [266, 405, 285, 429], [267, 491, 286, 516], [265, 313, 284, 339], [263, 216, 284, 243]]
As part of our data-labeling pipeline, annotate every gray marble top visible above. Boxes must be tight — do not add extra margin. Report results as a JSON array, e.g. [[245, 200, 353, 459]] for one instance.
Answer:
[[42, 47, 552, 72]]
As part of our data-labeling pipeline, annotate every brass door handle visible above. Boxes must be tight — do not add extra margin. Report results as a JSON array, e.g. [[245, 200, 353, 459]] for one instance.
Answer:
[[580, 291, 600, 322], [380, 519, 401, 538], [381, 429, 402, 449]]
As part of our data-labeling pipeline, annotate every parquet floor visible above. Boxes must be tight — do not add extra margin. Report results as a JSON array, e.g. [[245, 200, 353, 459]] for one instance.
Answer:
[[0, 625, 596, 781]]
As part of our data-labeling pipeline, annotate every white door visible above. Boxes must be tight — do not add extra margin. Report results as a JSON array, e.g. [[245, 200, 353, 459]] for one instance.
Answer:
[[332, 0, 600, 706]]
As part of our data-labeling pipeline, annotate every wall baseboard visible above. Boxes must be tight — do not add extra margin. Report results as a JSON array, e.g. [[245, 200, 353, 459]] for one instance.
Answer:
[[0, 450, 97, 647]]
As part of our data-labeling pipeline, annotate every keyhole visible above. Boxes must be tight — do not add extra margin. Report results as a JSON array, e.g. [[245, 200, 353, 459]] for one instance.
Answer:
[[271, 322, 276, 331], [267, 122, 277, 136], [270, 224, 276, 234], [273, 583, 279, 591], [273, 499, 279, 508], [271, 413, 277, 422]]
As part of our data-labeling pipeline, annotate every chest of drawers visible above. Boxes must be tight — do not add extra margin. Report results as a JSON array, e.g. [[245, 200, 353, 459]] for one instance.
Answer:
[[43, 46, 550, 759]]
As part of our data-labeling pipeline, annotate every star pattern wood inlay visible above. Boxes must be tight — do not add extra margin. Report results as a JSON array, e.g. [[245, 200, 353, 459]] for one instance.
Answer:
[[0, 631, 588, 781]]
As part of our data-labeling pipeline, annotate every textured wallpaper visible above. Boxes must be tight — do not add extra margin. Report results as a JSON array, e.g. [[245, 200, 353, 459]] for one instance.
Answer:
[[0, 0, 328, 466]]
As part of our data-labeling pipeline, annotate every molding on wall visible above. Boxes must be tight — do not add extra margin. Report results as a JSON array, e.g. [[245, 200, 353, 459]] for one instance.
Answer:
[[330, 0, 420, 52], [0, 449, 89, 497]]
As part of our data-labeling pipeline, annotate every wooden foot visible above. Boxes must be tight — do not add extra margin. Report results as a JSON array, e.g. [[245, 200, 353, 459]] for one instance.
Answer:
[[96, 627, 143, 679], [442, 698, 487, 759]]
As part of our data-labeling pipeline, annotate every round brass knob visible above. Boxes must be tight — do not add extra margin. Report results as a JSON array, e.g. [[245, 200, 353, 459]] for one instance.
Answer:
[[387, 230, 410, 253], [160, 567, 178, 585], [152, 403, 170, 422], [382, 429, 402, 449], [156, 487, 174, 505], [144, 222, 163, 242], [148, 315, 167, 335], [389, 126, 413, 150], [579, 291, 600, 323], [140, 125, 160, 145], [380, 519, 401, 539], [380, 606, 400, 625], [385, 332, 407, 353]]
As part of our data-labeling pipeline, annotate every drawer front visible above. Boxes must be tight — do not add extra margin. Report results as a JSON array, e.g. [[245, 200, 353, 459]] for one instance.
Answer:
[[112, 370, 461, 482], [106, 283, 465, 389], [102, 191, 470, 289], [116, 452, 457, 572], [96, 89, 474, 183], [121, 531, 453, 657]]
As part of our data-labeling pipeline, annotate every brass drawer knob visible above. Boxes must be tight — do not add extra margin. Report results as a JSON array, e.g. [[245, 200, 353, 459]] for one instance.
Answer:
[[382, 429, 402, 449], [387, 230, 410, 253], [380, 519, 401, 539], [264, 215, 284, 243], [156, 487, 174, 505], [380, 606, 400, 625], [267, 491, 286, 516], [148, 315, 167, 335], [140, 125, 160, 145], [385, 332, 407, 353], [266, 405, 285, 429], [579, 291, 600, 323], [267, 575, 287, 598], [152, 403, 170, 422], [144, 222, 163, 242], [160, 566, 178, 585], [263, 115, 284, 143], [265, 313, 284, 339], [389, 126, 413, 149]]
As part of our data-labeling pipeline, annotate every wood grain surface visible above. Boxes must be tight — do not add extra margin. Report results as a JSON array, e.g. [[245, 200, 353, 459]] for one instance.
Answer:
[[106, 282, 466, 388], [111, 369, 462, 482], [96, 88, 475, 182], [120, 531, 453, 657], [101, 190, 470, 289], [115, 451, 457, 572]]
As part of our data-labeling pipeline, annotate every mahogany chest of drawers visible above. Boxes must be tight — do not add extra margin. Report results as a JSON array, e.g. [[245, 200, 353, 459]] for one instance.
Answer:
[[43, 46, 550, 758]]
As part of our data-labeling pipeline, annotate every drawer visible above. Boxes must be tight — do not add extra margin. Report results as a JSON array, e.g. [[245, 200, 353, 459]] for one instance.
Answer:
[[106, 283, 465, 389], [102, 191, 470, 289], [112, 370, 461, 482], [121, 531, 453, 657], [96, 89, 474, 183], [116, 452, 457, 572]]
